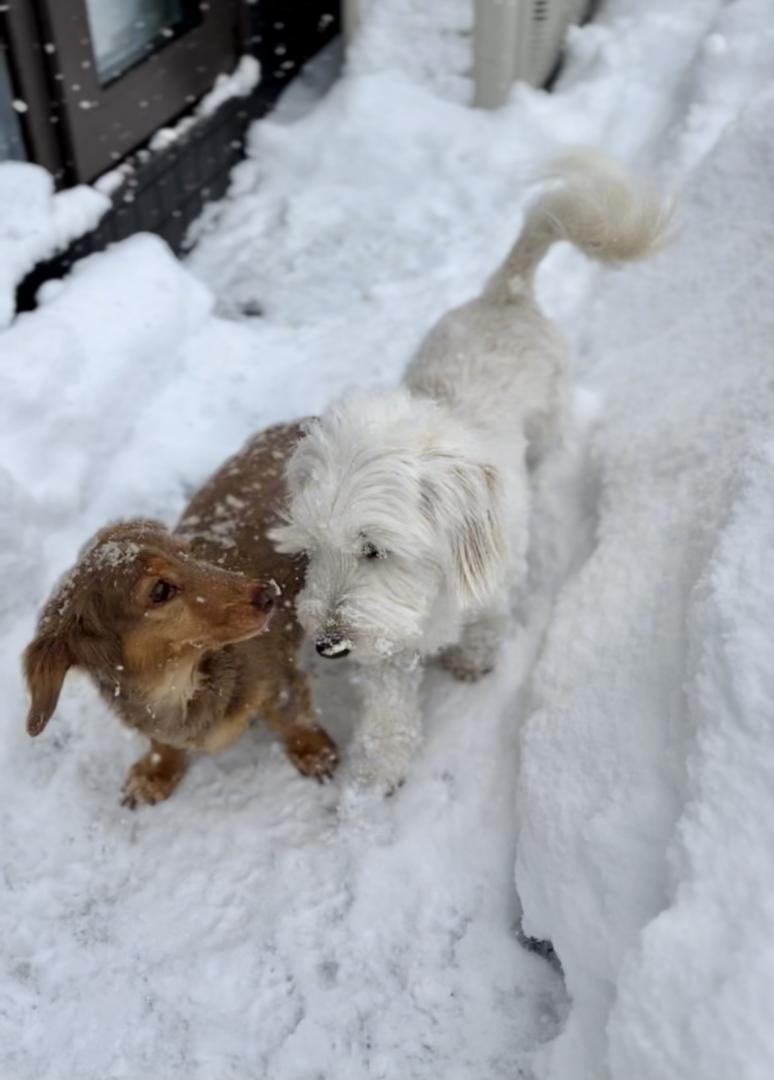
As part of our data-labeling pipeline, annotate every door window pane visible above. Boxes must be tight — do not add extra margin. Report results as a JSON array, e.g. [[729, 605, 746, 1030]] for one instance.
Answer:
[[0, 53, 26, 162], [84, 0, 194, 84]]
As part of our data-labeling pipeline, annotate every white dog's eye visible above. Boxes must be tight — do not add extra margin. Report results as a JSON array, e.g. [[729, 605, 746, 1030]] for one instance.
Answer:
[[361, 540, 385, 561]]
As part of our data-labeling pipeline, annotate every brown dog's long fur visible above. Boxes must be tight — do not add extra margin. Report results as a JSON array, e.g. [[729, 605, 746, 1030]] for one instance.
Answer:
[[23, 422, 337, 806]]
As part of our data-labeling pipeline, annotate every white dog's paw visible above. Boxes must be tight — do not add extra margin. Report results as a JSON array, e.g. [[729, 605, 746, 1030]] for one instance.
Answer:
[[348, 753, 408, 796], [348, 728, 420, 795], [438, 644, 495, 684]]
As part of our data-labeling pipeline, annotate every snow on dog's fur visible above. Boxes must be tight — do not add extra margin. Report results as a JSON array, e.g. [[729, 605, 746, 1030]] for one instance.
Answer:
[[273, 151, 671, 789]]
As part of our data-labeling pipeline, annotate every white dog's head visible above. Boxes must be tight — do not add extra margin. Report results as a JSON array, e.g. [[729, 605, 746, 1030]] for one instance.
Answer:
[[272, 388, 506, 662]]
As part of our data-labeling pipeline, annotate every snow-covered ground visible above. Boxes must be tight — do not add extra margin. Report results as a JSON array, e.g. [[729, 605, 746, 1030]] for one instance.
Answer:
[[2, 1, 774, 1078]]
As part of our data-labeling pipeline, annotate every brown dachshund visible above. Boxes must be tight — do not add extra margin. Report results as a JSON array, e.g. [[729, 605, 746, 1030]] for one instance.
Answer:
[[23, 422, 337, 807]]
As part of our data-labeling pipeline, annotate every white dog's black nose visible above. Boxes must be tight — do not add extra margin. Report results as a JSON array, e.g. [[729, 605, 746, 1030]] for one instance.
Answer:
[[316, 633, 352, 659]]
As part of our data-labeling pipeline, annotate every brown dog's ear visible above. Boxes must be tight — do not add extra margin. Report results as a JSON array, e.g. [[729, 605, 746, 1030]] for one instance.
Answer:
[[23, 630, 73, 736]]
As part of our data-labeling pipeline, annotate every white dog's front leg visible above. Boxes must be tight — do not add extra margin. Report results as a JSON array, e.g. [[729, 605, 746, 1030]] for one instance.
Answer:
[[349, 656, 423, 792], [439, 603, 507, 683]]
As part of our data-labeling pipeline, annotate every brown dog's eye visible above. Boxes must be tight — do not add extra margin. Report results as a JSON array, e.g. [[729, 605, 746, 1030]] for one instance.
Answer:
[[150, 580, 177, 604]]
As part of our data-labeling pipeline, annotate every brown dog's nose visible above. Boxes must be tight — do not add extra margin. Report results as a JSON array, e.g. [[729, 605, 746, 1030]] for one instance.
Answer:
[[251, 586, 274, 613]]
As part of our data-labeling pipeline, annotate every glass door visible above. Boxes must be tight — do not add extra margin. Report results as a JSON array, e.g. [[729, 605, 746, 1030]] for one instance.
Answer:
[[31, 0, 242, 182], [84, 0, 196, 84]]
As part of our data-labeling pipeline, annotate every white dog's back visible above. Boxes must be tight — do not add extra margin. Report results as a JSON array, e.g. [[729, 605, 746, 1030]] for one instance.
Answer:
[[406, 151, 671, 447]]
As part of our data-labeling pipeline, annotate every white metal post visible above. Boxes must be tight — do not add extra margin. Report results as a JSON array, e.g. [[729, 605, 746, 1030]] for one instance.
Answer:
[[343, 0, 359, 40], [473, 0, 524, 109]]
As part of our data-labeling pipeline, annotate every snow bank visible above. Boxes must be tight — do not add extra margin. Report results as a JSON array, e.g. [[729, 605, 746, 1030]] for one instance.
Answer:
[[0, 163, 108, 328], [0, 236, 212, 509], [516, 84, 774, 1080]]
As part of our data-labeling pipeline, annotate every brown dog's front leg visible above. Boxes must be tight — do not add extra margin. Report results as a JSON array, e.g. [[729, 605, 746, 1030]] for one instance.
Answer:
[[262, 671, 338, 781], [280, 722, 338, 781], [121, 740, 187, 808]]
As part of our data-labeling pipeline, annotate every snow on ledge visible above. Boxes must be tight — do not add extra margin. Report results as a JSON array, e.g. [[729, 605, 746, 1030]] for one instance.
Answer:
[[94, 56, 261, 200], [149, 55, 261, 153]]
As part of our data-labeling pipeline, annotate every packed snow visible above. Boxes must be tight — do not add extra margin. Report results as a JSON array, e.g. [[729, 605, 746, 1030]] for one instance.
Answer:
[[2, 1, 774, 1078], [0, 164, 107, 328]]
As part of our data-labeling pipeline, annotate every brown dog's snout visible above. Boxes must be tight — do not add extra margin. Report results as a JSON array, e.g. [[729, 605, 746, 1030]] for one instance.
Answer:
[[250, 586, 274, 614]]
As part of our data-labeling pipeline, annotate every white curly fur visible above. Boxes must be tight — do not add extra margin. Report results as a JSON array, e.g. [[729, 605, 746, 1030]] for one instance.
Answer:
[[273, 151, 670, 790]]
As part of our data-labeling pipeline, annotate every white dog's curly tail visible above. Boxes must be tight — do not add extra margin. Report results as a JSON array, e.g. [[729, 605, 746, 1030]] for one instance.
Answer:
[[488, 149, 672, 300]]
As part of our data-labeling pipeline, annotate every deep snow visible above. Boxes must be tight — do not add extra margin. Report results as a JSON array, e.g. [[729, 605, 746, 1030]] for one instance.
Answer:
[[518, 81, 774, 1080], [2, 1, 774, 1078]]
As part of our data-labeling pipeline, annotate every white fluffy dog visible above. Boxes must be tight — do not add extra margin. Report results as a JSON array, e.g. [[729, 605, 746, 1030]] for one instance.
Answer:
[[272, 152, 670, 790]]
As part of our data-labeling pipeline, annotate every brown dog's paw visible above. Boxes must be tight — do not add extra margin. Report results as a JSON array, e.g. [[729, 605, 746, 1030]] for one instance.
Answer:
[[121, 745, 186, 809], [284, 725, 339, 782]]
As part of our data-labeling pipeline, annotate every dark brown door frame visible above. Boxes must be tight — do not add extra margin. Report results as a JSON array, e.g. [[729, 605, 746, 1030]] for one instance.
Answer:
[[6, 0, 244, 185], [2, 3, 66, 179]]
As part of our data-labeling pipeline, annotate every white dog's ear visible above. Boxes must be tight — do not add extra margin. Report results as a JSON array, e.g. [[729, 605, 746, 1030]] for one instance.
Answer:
[[421, 455, 507, 607]]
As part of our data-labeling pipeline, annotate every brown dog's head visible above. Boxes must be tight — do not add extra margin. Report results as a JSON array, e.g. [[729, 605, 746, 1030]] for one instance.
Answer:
[[23, 519, 274, 736]]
